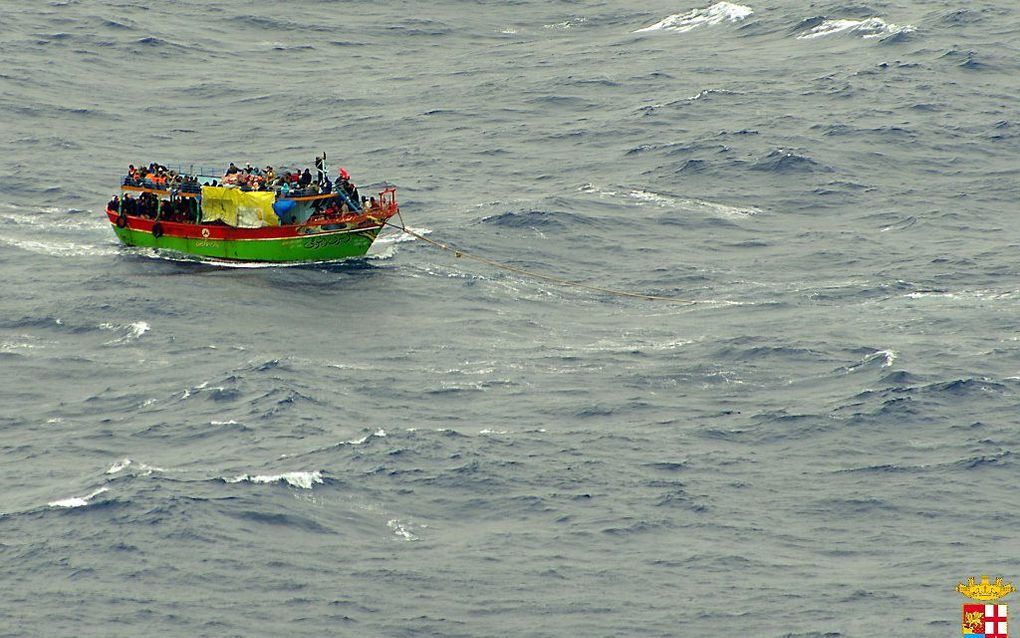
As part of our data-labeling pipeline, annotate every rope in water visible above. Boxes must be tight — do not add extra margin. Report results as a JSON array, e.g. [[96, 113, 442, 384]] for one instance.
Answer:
[[382, 213, 698, 304]]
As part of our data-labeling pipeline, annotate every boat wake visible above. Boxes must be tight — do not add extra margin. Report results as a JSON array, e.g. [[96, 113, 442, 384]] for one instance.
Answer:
[[375, 226, 430, 245], [0, 235, 121, 258], [125, 246, 382, 269]]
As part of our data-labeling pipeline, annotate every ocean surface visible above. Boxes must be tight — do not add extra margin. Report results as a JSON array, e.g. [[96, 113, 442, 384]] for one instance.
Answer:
[[1, 0, 1018, 635]]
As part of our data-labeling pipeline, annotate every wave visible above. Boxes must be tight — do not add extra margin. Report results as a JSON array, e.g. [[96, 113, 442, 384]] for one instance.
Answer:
[[106, 458, 166, 475], [255, 41, 316, 51], [374, 226, 430, 245], [751, 149, 829, 173], [844, 349, 897, 372], [231, 15, 335, 32], [99, 321, 150, 345], [48, 487, 109, 508], [580, 184, 761, 217], [635, 2, 753, 33], [0, 204, 108, 229], [226, 470, 324, 490], [480, 209, 588, 229], [278, 429, 389, 461], [134, 36, 190, 49], [0, 236, 119, 258], [387, 519, 419, 541], [107, 458, 132, 474], [544, 18, 588, 30], [796, 17, 916, 40], [345, 429, 387, 446]]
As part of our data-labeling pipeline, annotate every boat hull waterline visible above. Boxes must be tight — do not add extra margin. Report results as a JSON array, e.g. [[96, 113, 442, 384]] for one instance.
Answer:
[[106, 209, 388, 262]]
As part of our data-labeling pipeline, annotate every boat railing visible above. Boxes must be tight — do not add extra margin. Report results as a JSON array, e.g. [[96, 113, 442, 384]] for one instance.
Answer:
[[121, 184, 200, 198], [377, 186, 399, 214]]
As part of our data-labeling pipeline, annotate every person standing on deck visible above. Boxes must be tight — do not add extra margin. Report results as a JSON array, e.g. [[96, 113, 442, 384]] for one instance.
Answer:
[[315, 155, 326, 184]]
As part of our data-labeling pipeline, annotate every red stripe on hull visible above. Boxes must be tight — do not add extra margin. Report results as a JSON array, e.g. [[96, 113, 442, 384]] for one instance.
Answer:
[[105, 208, 393, 240]]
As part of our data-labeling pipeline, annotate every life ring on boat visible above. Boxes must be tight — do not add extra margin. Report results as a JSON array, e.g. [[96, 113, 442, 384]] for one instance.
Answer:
[[116, 212, 128, 228], [151, 222, 164, 239]]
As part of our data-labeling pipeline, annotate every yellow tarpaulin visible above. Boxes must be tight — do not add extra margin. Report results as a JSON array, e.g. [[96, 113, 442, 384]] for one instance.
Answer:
[[200, 186, 279, 228]]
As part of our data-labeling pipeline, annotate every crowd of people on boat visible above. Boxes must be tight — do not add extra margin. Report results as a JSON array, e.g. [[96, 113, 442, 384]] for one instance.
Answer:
[[121, 158, 362, 204], [217, 160, 360, 204], [123, 163, 202, 194], [107, 192, 199, 223], [113, 157, 395, 225]]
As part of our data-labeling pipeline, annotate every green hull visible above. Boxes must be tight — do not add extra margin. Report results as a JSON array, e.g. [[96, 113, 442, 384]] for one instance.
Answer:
[[112, 225, 382, 262]]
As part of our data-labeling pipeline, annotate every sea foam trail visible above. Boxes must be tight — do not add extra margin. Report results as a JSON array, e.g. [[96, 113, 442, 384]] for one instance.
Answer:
[[580, 184, 761, 217], [0, 236, 120, 258], [48, 487, 109, 508], [635, 2, 752, 33], [797, 17, 915, 40]]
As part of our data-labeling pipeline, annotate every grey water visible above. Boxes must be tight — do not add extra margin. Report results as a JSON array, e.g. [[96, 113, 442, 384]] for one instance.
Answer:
[[1, 1, 1018, 636]]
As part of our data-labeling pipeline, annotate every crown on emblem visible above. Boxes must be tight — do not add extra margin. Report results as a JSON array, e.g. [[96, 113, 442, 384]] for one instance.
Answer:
[[957, 575, 1016, 601]]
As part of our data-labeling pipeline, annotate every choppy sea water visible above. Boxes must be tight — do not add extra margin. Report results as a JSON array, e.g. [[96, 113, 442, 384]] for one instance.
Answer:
[[2, 1, 1019, 635]]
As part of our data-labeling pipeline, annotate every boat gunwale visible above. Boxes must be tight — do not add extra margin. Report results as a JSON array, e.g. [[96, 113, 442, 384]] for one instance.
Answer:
[[120, 184, 344, 202], [105, 208, 393, 242]]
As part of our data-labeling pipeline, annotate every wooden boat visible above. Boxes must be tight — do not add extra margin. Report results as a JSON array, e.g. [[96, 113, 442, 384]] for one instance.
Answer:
[[106, 164, 399, 263]]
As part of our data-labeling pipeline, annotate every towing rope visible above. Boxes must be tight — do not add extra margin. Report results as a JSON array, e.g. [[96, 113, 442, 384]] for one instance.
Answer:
[[383, 213, 698, 303]]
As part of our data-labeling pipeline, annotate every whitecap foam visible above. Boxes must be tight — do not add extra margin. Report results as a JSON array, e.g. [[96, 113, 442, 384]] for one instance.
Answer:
[[99, 321, 150, 344], [903, 289, 1016, 302], [544, 18, 587, 30], [107, 458, 132, 474], [387, 519, 419, 541], [375, 226, 430, 245], [797, 17, 915, 40], [106, 458, 165, 475], [687, 88, 735, 101], [227, 471, 324, 489], [634, 190, 761, 216], [636, 2, 752, 33], [365, 243, 396, 260], [0, 338, 43, 352], [48, 486, 109, 508], [582, 184, 761, 217], [877, 349, 897, 368], [847, 349, 898, 372], [346, 429, 387, 445]]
